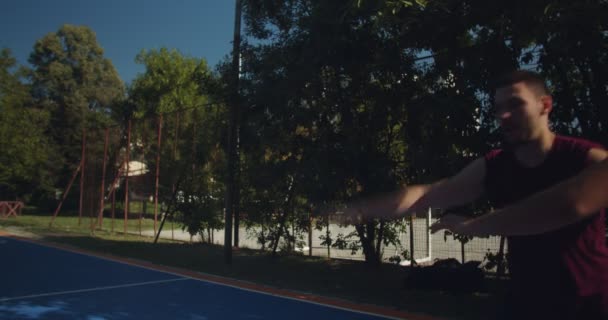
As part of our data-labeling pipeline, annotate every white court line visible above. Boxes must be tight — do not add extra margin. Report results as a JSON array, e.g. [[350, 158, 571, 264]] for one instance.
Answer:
[[0, 278, 188, 303]]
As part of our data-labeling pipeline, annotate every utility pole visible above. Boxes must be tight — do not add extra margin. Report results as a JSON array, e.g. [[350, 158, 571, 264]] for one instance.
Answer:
[[225, 0, 242, 264]]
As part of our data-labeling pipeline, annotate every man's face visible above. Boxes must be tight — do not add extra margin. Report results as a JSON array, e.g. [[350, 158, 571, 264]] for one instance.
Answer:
[[494, 82, 548, 145]]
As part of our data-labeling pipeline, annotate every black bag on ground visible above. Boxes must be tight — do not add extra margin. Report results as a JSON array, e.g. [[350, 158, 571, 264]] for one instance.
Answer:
[[404, 258, 486, 294]]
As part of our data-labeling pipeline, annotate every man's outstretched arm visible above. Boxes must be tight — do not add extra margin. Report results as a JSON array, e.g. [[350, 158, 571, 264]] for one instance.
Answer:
[[433, 148, 608, 236], [345, 158, 486, 219]]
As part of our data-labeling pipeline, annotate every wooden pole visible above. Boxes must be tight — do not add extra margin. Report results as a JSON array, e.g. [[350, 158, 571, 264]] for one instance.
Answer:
[[49, 164, 81, 227], [97, 128, 109, 228], [124, 119, 131, 235], [78, 128, 86, 226], [111, 188, 116, 232], [154, 115, 163, 234], [172, 112, 180, 240], [138, 121, 144, 236]]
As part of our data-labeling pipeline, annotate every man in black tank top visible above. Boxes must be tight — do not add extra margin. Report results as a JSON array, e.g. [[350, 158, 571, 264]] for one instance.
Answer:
[[346, 70, 608, 319], [480, 136, 608, 319], [471, 153, 608, 318]]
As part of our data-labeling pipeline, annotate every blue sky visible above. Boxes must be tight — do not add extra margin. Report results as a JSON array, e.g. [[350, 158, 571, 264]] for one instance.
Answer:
[[0, 0, 237, 85]]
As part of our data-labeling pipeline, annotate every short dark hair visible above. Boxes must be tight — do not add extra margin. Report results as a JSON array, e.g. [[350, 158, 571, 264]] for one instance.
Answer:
[[492, 70, 550, 96]]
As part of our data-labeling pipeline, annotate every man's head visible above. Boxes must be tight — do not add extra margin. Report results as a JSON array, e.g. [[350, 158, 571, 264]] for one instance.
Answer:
[[492, 70, 553, 146]]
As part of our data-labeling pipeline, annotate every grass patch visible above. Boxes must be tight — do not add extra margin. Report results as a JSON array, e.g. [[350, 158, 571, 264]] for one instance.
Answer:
[[1, 214, 504, 320], [9, 210, 160, 235]]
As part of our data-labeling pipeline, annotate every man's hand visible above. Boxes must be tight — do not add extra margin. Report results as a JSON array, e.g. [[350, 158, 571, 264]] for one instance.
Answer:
[[431, 214, 495, 237], [342, 189, 408, 220], [342, 186, 432, 220], [430, 214, 469, 234]]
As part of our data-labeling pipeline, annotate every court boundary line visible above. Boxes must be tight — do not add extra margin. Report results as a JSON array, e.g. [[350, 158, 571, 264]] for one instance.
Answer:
[[0, 232, 443, 320], [0, 278, 188, 303]]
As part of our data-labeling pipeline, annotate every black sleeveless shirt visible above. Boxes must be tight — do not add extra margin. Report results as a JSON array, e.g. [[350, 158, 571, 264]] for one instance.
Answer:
[[484, 135, 608, 317]]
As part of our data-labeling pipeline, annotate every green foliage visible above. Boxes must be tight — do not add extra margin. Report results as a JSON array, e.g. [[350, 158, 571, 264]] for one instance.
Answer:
[[238, 0, 608, 264], [129, 48, 225, 237], [27, 24, 125, 205], [130, 48, 213, 116], [29, 24, 125, 131], [483, 250, 507, 273], [175, 158, 225, 237], [0, 48, 55, 203], [331, 231, 363, 255], [240, 0, 444, 263]]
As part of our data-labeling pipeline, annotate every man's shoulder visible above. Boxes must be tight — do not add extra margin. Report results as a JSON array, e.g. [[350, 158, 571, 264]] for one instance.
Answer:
[[553, 135, 606, 166], [554, 135, 604, 150], [484, 149, 505, 162]]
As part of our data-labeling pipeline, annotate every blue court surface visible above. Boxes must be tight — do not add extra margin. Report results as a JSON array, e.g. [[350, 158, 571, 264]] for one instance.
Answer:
[[0, 236, 403, 320]]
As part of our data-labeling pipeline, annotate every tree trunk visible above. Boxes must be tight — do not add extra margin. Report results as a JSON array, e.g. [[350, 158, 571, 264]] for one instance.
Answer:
[[326, 217, 331, 258], [308, 214, 313, 257], [461, 240, 466, 264], [375, 219, 385, 262], [497, 236, 506, 276], [409, 215, 415, 266], [356, 221, 381, 266], [271, 177, 296, 257], [260, 217, 266, 250]]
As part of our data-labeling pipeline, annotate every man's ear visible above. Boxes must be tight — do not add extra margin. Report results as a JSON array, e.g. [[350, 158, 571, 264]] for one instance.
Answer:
[[540, 95, 553, 115]]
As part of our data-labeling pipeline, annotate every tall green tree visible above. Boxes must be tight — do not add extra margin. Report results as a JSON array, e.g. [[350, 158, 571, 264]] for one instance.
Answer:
[[129, 47, 225, 237], [28, 25, 125, 185], [130, 48, 214, 116], [0, 48, 54, 203], [239, 1, 426, 264], [240, 0, 608, 264]]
